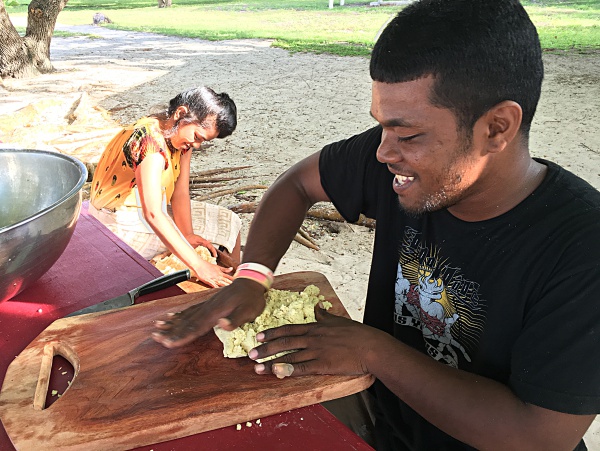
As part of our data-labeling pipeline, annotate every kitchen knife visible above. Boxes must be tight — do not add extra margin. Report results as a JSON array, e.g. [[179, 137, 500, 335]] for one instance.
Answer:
[[66, 269, 190, 317]]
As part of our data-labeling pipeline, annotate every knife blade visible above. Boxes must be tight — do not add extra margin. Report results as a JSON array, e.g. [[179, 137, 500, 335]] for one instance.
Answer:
[[66, 269, 190, 317]]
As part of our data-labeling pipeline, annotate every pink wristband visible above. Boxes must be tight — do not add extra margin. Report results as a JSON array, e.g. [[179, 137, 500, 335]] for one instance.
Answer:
[[235, 269, 272, 290], [236, 262, 274, 279]]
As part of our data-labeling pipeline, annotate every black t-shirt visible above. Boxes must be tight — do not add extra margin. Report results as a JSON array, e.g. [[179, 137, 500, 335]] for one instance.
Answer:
[[319, 126, 600, 450]]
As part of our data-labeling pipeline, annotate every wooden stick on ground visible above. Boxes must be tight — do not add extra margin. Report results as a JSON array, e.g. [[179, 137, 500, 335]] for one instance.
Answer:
[[192, 185, 268, 202], [298, 226, 319, 248], [189, 183, 228, 189], [189, 165, 252, 178], [294, 233, 320, 251], [190, 175, 247, 184], [107, 104, 135, 113], [228, 201, 258, 214]]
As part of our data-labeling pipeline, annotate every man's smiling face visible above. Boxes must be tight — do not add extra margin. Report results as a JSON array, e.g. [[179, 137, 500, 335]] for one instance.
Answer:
[[371, 76, 486, 217]]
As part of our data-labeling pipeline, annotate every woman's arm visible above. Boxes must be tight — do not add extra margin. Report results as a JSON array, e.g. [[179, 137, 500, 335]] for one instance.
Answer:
[[170, 149, 194, 238], [171, 150, 218, 257], [135, 153, 230, 287]]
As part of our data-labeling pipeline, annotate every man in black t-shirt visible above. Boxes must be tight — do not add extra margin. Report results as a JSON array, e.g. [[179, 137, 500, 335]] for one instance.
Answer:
[[153, 0, 600, 449]]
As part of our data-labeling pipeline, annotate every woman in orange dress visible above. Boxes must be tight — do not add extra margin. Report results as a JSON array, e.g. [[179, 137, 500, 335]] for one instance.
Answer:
[[89, 86, 241, 288]]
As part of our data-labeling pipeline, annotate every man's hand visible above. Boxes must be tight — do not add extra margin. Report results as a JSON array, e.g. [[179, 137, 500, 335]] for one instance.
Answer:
[[152, 278, 267, 348], [249, 304, 384, 378], [186, 233, 218, 258]]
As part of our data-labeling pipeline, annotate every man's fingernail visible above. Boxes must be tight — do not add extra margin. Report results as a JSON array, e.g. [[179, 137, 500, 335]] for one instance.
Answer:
[[254, 364, 265, 373], [217, 318, 231, 328], [248, 349, 258, 359], [256, 332, 265, 341], [272, 363, 294, 379], [155, 321, 165, 325]]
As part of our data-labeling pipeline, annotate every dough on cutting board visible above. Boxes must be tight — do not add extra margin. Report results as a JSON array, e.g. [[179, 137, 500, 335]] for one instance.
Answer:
[[214, 285, 332, 361], [153, 246, 216, 275]]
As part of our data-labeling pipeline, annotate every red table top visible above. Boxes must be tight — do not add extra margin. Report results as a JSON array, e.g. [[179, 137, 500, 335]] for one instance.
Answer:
[[0, 204, 373, 450]]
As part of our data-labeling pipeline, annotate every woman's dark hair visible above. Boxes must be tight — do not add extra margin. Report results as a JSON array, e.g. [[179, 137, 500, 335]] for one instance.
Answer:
[[156, 86, 237, 138], [370, 0, 543, 139]]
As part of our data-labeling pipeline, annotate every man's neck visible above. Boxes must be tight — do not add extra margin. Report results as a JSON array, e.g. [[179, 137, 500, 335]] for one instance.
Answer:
[[448, 155, 547, 222]]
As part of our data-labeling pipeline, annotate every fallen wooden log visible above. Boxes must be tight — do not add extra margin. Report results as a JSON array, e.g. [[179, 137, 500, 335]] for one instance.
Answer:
[[228, 201, 376, 229], [307, 206, 376, 229]]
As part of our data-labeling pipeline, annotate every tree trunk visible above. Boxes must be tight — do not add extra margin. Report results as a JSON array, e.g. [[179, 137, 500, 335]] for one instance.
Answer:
[[24, 0, 68, 73], [0, 0, 68, 79], [0, 0, 37, 78]]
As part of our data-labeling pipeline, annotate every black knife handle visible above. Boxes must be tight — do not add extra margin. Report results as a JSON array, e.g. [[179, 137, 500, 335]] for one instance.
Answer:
[[130, 269, 190, 301]]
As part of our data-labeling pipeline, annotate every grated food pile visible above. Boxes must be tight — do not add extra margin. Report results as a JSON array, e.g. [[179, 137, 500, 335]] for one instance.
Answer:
[[214, 285, 332, 360]]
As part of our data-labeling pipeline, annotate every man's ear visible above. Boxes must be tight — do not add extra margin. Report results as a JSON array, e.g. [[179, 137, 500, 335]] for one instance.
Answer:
[[173, 105, 189, 121], [481, 100, 522, 154]]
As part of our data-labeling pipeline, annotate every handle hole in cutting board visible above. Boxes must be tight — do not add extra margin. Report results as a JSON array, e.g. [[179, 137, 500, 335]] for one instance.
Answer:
[[33, 342, 79, 410], [44, 355, 75, 408]]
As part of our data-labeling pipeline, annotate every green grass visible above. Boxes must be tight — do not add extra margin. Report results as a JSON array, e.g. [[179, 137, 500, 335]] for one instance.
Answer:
[[523, 1, 600, 51], [54, 30, 104, 39], [13, 26, 105, 39], [6, 0, 600, 56]]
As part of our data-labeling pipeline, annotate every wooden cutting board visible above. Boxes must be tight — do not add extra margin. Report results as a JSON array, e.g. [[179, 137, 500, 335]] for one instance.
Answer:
[[0, 271, 374, 450]]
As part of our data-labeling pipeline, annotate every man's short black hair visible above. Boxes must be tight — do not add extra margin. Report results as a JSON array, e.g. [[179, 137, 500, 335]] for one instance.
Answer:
[[370, 0, 544, 138]]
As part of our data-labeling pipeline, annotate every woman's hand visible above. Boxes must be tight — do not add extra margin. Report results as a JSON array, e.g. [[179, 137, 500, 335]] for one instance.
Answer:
[[192, 259, 233, 288], [186, 233, 218, 258]]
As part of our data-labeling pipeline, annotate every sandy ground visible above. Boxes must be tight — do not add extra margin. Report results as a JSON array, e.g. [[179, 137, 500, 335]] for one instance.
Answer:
[[2, 18, 600, 446]]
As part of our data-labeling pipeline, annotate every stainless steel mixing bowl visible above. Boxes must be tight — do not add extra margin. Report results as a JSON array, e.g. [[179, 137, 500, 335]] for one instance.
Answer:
[[0, 148, 88, 303]]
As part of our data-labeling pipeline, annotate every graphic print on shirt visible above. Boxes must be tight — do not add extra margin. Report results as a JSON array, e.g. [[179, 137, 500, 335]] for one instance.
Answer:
[[394, 226, 486, 368]]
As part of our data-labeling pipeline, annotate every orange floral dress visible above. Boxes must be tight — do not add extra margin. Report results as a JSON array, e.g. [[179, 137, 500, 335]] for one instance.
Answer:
[[88, 117, 241, 260], [90, 117, 187, 211]]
